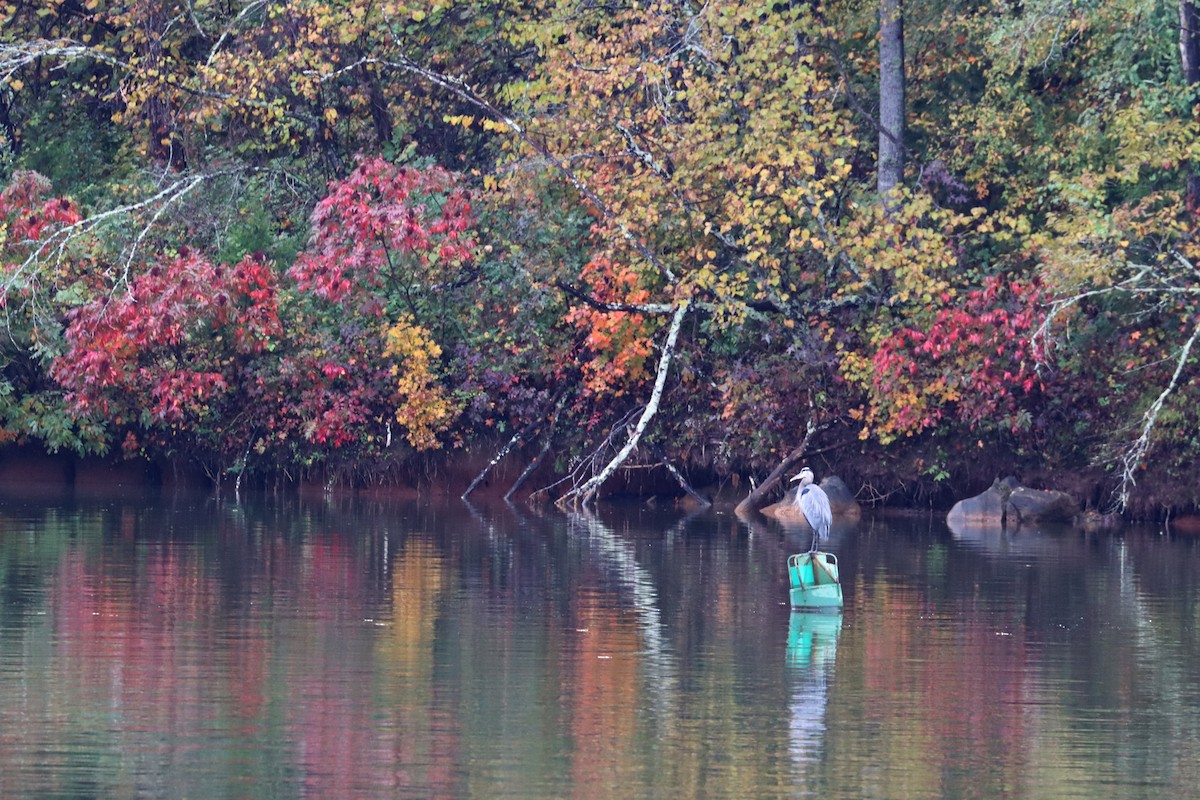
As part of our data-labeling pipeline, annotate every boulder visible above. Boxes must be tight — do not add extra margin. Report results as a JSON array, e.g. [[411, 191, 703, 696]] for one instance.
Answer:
[[820, 475, 863, 519], [1007, 486, 1079, 524], [1169, 515, 1200, 535], [762, 475, 861, 523], [946, 476, 1018, 526], [947, 476, 1079, 528]]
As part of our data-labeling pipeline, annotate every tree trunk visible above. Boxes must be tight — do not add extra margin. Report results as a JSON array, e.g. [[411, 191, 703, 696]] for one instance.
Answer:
[[555, 301, 689, 509], [1181, 0, 1200, 216], [878, 0, 905, 200], [143, 1, 183, 168]]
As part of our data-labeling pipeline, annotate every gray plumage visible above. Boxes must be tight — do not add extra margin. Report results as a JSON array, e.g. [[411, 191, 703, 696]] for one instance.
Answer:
[[790, 466, 832, 552]]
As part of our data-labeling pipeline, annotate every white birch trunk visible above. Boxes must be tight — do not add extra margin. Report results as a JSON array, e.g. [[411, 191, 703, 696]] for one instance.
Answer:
[[558, 301, 690, 509]]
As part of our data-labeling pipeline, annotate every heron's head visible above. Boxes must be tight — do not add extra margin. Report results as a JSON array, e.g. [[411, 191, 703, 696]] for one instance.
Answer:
[[789, 466, 815, 486]]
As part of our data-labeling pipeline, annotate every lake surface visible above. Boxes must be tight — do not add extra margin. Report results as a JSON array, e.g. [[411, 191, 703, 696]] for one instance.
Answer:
[[1, 490, 1199, 799]]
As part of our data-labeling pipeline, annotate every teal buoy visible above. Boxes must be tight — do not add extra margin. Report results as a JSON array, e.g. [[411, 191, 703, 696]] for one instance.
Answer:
[[787, 551, 843, 611]]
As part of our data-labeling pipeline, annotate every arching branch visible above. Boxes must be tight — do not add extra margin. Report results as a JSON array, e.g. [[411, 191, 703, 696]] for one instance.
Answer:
[[1116, 322, 1200, 511], [1034, 254, 1200, 511]]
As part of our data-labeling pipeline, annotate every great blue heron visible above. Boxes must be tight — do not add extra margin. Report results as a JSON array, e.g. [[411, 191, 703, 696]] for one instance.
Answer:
[[790, 466, 832, 552]]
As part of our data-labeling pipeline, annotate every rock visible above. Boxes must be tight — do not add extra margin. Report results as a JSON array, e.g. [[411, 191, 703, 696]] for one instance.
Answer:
[[1169, 515, 1200, 535], [947, 476, 1080, 528], [1007, 486, 1079, 524], [761, 475, 861, 522], [820, 475, 863, 519], [946, 476, 1019, 526], [762, 496, 807, 522]]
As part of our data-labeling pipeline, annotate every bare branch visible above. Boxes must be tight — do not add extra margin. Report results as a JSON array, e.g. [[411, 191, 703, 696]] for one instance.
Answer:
[[615, 122, 673, 179], [0, 36, 318, 126], [206, 0, 270, 67], [554, 280, 674, 314], [0, 39, 120, 84], [1116, 322, 1200, 510], [0, 172, 218, 301], [1033, 252, 1200, 510]]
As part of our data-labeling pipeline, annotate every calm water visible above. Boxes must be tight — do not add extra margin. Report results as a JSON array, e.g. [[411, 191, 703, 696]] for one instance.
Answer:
[[1, 491, 1199, 799]]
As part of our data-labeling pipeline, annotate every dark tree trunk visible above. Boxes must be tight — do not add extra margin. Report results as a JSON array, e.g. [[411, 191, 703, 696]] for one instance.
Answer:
[[362, 64, 395, 148], [144, 1, 184, 168], [1181, 0, 1200, 216], [878, 0, 905, 200]]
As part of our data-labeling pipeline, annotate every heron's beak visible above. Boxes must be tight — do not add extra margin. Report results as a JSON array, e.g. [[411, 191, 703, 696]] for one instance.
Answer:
[[789, 474, 801, 482]]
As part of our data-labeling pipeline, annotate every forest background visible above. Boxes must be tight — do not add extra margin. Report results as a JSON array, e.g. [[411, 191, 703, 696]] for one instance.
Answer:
[[1, 0, 1199, 517]]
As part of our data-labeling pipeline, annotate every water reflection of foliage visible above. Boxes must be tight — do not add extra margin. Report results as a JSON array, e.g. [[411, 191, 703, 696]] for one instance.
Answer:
[[831, 516, 1200, 799], [4, 503, 1200, 797]]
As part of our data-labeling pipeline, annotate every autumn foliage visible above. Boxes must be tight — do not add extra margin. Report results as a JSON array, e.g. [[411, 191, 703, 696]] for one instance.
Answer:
[[565, 255, 655, 398], [862, 277, 1045, 443], [53, 253, 281, 444], [0, 171, 83, 245], [289, 156, 475, 308], [41, 157, 475, 471], [5, 0, 1200, 509]]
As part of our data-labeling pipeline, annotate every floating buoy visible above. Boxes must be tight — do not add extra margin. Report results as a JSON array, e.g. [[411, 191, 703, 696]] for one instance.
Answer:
[[787, 551, 843, 611]]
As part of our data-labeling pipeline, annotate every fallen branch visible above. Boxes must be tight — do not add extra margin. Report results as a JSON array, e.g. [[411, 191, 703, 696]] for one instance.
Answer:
[[734, 417, 825, 516], [1115, 321, 1200, 511], [505, 439, 552, 503], [461, 428, 524, 500], [463, 392, 568, 500]]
